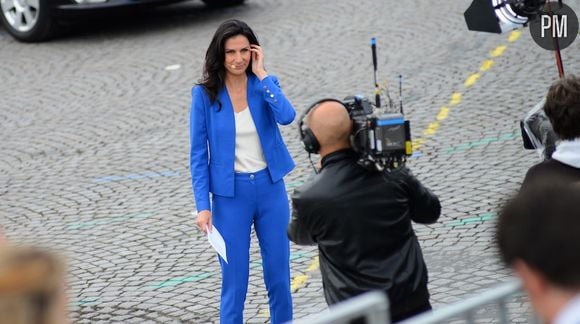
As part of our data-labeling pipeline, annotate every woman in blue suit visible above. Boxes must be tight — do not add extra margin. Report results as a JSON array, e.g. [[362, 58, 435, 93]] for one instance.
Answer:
[[190, 19, 295, 323]]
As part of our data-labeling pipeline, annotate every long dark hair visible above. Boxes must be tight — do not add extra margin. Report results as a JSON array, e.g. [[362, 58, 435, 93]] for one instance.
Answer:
[[198, 19, 260, 109]]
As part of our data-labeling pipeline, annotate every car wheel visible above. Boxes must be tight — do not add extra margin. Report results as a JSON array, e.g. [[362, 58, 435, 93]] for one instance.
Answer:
[[0, 0, 57, 42], [202, 0, 245, 8]]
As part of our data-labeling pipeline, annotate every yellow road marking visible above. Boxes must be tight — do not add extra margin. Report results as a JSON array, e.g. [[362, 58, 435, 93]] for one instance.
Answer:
[[259, 309, 270, 317], [290, 256, 319, 293], [291, 275, 309, 293], [508, 30, 522, 42], [436, 107, 449, 121], [412, 138, 424, 150], [306, 256, 319, 271], [480, 60, 494, 72], [465, 73, 481, 87], [490, 45, 507, 57], [423, 122, 440, 136], [413, 138, 425, 145], [450, 92, 462, 106]]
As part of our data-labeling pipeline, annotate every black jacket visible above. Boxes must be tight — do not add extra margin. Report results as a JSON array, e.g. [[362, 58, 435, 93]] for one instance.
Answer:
[[288, 149, 441, 316], [521, 158, 580, 189]]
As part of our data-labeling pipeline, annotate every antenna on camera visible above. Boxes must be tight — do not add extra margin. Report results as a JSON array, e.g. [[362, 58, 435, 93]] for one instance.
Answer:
[[371, 38, 381, 108], [399, 74, 404, 115]]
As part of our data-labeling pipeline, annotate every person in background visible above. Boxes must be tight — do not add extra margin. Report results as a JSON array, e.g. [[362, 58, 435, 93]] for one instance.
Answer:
[[0, 245, 68, 324], [496, 181, 580, 324], [522, 74, 580, 188], [189, 19, 295, 323]]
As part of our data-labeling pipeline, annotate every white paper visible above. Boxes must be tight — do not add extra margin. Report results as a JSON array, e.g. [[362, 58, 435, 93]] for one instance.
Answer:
[[207, 225, 228, 263]]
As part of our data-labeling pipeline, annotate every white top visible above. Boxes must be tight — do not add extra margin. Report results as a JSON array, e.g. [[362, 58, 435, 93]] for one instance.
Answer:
[[552, 138, 580, 168], [554, 294, 580, 324], [234, 107, 267, 172]]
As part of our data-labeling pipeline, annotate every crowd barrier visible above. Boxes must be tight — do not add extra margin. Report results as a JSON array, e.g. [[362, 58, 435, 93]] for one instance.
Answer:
[[293, 291, 390, 324], [292, 279, 539, 324]]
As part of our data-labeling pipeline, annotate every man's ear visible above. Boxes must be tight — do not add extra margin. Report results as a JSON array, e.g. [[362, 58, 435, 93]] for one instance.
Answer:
[[513, 259, 549, 312]]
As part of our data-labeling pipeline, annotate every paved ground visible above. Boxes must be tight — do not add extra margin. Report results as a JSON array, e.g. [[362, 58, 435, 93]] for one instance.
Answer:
[[1, 0, 579, 322]]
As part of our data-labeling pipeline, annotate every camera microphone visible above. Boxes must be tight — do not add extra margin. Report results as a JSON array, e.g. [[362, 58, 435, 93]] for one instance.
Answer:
[[371, 38, 381, 108], [399, 75, 404, 115]]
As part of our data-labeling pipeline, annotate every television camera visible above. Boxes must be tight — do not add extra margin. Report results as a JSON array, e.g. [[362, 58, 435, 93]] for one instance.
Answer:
[[299, 38, 413, 172]]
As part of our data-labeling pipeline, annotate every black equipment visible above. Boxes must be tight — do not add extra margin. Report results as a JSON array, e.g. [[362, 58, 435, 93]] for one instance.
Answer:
[[344, 95, 412, 170], [464, 0, 550, 34]]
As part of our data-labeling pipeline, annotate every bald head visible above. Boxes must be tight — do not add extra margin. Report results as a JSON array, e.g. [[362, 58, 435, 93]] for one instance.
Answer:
[[307, 100, 352, 153]]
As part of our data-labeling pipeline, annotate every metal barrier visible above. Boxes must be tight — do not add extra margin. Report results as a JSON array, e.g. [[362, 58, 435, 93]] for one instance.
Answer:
[[292, 291, 391, 324], [292, 279, 538, 324], [401, 279, 539, 324]]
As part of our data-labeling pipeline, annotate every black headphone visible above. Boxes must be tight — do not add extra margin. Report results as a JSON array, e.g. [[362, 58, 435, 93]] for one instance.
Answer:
[[298, 98, 346, 154]]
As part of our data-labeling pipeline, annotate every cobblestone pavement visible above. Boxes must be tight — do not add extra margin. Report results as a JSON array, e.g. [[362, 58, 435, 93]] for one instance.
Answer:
[[1, 0, 580, 322]]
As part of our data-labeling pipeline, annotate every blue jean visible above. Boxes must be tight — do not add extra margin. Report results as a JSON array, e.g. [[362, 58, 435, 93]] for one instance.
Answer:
[[212, 168, 293, 324]]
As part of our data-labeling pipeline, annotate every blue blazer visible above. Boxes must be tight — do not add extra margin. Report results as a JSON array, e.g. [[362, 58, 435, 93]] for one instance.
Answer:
[[190, 74, 296, 212]]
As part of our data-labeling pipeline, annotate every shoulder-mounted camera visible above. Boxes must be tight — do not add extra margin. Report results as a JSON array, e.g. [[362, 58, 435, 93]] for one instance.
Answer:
[[343, 95, 412, 170], [298, 38, 413, 172]]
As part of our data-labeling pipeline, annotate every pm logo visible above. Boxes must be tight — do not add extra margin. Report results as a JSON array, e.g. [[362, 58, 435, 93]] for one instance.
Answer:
[[530, 2, 578, 50]]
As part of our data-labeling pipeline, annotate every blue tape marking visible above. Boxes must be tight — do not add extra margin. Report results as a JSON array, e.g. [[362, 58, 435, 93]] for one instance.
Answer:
[[67, 212, 155, 230], [411, 151, 423, 158], [377, 118, 404, 126], [150, 272, 213, 289], [445, 212, 496, 227], [94, 170, 180, 183], [285, 181, 304, 191]]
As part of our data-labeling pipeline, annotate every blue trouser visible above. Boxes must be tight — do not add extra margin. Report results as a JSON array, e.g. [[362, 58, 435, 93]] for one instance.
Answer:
[[212, 168, 293, 324]]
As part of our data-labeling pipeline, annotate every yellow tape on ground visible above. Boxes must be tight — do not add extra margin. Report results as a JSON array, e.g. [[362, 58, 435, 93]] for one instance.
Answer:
[[508, 30, 522, 42], [412, 138, 424, 151], [450, 92, 462, 106], [290, 256, 319, 293], [480, 60, 494, 72], [306, 256, 319, 271], [423, 122, 440, 136], [465, 73, 481, 87], [490, 45, 507, 57], [259, 309, 270, 317], [436, 107, 449, 121], [291, 275, 309, 293]]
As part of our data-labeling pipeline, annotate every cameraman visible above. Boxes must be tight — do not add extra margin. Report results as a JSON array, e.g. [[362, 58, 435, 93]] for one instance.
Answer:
[[522, 75, 580, 188], [288, 99, 441, 322]]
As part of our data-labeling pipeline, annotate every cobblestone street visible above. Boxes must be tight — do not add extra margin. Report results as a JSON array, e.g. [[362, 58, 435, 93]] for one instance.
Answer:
[[1, 0, 579, 322]]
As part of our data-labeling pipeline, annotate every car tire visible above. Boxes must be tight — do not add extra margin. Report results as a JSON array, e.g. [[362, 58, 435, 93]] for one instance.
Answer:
[[202, 0, 245, 8], [0, 0, 58, 42]]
